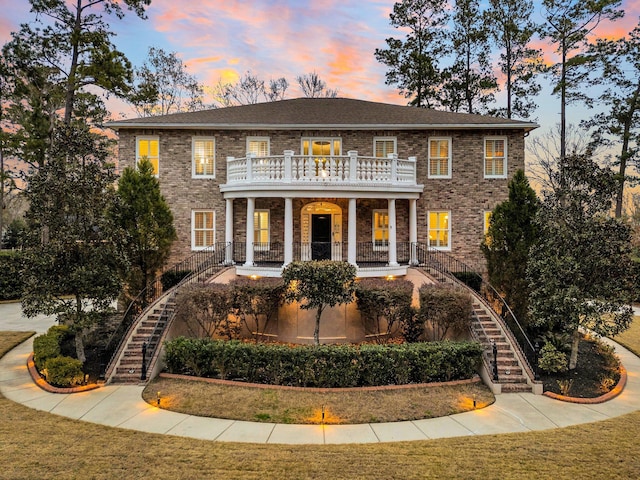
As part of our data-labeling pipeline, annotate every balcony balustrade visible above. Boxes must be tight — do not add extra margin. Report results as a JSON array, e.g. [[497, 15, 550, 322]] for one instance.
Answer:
[[225, 150, 417, 187]]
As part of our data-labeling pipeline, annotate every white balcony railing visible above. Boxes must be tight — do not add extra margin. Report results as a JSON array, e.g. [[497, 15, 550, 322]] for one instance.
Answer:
[[226, 150, 417, 186]]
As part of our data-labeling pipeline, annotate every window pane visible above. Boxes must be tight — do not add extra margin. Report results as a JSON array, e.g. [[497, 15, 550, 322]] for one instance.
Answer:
[[249, 140, 268, 157], [375, 140, 395, 158], [194, 139, 214, 176]]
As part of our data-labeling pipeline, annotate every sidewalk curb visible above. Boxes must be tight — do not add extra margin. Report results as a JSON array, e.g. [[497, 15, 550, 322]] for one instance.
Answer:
[[542, 365, 627, 404], [27, 353, 102, 394]]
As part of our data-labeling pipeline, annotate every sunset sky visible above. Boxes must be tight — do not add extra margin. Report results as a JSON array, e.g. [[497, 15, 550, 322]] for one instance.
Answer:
[[1, 0, 639, 141]]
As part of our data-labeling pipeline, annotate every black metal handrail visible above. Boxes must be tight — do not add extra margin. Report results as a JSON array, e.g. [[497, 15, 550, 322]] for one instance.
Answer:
[[414, 242, 538, 380], [102, 242, 229, 380]]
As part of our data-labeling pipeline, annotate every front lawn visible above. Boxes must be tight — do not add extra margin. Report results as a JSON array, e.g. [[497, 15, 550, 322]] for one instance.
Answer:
[[613, 315, 640, 357]]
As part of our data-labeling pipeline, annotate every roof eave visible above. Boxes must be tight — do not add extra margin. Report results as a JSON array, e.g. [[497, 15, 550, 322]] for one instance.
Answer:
[[107, 122, 540, 131]]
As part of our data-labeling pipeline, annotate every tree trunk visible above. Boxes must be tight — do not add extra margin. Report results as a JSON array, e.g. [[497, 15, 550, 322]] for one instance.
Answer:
[[75, 330, 86, 364], [314, 307, 323, 346], [569, 329, 580, 370]]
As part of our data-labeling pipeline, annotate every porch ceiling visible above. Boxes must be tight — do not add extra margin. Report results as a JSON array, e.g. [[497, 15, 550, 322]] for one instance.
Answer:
[[218, 183, 424, 199]]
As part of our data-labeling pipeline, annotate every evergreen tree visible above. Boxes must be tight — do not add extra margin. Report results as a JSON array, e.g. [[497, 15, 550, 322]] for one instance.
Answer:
[[482, 170, 539, 325], [527, 154, 634, 370], [109, 158, 176, 305], [374, 0, 449, 108]]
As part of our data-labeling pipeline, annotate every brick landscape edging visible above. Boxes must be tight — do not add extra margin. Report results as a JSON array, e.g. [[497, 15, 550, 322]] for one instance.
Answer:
[[542, 365, 627, 404], [159, 372, 481, 392], [27, 353, 102, 394]]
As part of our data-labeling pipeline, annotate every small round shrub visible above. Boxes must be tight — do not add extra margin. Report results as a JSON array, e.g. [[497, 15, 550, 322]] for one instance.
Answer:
[[43, 356, 84, 387], [33, 333, 61, 371], [538, 342, 568, 374]]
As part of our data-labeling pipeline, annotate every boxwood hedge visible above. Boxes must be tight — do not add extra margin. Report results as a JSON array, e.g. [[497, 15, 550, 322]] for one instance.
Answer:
[[163, 337, 482, 387]]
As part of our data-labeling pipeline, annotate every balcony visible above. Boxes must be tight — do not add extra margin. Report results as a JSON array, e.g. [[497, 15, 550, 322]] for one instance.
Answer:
[[220, 150, 422, 197]]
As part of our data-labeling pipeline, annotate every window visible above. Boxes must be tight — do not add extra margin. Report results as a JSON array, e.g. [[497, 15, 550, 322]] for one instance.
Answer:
[[302, 138, 342, 156], [484, 211, 492, 236], [192, 138, 215, 178], [192, 210, 215, 250], [136, 136, 159, 176], [247, 137, 270, 157], [485, 137, 507, 178], [428, 138, 451, 178], [374, 137, 396, 158], [254, 210, 270, 250], [372, 210, 389, 250], [428, 211, 450, 250]]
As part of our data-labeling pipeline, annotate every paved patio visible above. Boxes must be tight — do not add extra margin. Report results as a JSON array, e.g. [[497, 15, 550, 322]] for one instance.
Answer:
[[1, 302, 639, 444]]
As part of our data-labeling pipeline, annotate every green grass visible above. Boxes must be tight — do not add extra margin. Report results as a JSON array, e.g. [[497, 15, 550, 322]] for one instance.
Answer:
[[2, 330, 640, 479]]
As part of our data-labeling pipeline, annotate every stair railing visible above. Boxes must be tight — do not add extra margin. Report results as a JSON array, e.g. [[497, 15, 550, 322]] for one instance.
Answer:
[[102, 242, 230, 381], [413, 242, 539, 381]]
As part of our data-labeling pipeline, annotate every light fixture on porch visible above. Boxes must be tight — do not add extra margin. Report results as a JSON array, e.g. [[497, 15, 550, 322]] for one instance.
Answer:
[[315, 141, 330, 177]]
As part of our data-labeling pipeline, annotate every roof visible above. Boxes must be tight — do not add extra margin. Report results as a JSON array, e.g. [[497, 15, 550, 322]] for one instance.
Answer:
[[107, 97, 539, 131]]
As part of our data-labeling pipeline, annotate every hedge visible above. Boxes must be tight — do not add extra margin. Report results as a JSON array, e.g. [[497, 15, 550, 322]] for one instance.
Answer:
[[43, 356, 84, 387], [0, 250, 24, 300], [164, 337, 482, 387]]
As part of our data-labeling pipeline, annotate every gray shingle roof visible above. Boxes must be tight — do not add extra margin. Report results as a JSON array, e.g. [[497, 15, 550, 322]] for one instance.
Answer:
[[107, 97, 538, 131]]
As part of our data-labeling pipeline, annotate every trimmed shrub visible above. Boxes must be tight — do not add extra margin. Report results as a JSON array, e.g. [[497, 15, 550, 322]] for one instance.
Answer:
[[163, 337, 482, 387], [0, 250, 24, 300], [418, 284, 473, 341], [33, 333, 61, 371], [537, 343, 568, 374], [43, 356, 84, 387]]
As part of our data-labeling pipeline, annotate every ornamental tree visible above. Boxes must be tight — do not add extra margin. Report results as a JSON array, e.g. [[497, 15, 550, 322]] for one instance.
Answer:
[[282, 260, 356, 346]]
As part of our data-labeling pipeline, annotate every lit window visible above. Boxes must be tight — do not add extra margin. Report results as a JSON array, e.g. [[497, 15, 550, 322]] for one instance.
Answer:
[[136, 137, 159, 176], [428, 138, 451, 178], [254, 210, 270, 250], [302, 138, 342, 156], [428, 211, 450, 249], [485, 137, 507, 178], [247, 137, 270, 157], [373, 210, 389, 250], [374, 137, 396, 158], [192, 138, 215, 177], [192, 210, 215, 250]]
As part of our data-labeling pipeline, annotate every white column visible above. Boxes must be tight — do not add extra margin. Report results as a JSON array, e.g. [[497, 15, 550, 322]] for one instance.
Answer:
[[388, 198, 399, 266], [409, 198, 418, 265], [283, 197, 293, 266], [225, 198, 234, 265], [244, 197, 255, 266], [348, 198, 357, 267]]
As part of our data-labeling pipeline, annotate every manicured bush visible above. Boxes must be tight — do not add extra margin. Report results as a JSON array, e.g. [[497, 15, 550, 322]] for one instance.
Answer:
[[33, 333, 61, 371], [537, 343, 568, 373], [0, 250, 24, 300], [43, 356, 84, 387], [418, 284, 473, 341], [163, 337, 482, 387]]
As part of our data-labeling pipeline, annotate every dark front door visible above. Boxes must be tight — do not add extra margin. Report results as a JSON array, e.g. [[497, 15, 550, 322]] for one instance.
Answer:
[[311, 214, 332, 260]]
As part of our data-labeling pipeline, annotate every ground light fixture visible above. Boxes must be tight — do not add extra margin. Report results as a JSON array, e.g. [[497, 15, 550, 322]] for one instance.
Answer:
[[157, 391, 161, 406], [321, 404, 325, 424]]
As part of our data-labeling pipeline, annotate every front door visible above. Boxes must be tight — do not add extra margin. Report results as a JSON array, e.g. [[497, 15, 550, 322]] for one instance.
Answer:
[[311, 214, 332, 260]]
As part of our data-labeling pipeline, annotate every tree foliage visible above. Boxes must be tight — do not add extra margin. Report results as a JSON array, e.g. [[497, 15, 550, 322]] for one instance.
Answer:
[[417, 284, 472, 341], [527, 154, 635, 369], [211, 71, 291, 107], [482, 170, 540, 325], [128, 47, 204, 117], [21, 125, 124, 362], [229, 277, 284, 342], [109, 158, 176, 305], [375, 0, 449, 108], [296, 72, 338, 98], [282, 261, 356, 345], [484, 0, 545, 119]]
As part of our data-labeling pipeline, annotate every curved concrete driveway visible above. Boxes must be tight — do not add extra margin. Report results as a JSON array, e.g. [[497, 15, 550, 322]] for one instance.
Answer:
[[1, 302, 639, 444]]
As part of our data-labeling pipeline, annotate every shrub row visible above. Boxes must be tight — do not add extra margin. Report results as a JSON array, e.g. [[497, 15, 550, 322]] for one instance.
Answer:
[[33, 325, 84, 387], [164, 337, 482, 387], [0, 250, 24, 300]]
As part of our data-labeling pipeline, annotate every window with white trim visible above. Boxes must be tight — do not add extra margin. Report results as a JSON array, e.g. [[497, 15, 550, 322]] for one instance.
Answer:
[[372, 209, 389, 250], [192, 137, 215, 178], [247, 137, 270, 157], [136, 136, 159, 176], [192, 210, 215, 250], [374, 137, 396, 158], [428, 137, 451, 178], [428, 211, 451, 250], [254, 210, 270, 250], [484, 137, 507, 178]]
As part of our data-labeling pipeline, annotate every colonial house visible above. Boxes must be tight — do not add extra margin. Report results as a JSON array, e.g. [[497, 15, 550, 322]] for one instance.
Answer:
[[109, 98, 538, 278]]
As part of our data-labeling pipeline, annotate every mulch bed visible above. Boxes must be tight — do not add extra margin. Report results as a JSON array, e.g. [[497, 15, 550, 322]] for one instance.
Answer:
[[541, 335, 620, 398]]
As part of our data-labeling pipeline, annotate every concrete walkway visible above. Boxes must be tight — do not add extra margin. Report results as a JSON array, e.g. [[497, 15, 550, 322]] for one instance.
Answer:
[[1, 302, 640, 444]]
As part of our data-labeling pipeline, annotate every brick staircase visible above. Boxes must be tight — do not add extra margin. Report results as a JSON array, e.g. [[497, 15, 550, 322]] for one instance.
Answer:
[[108, 296, 176, 384], [471, 302, 532, 393]]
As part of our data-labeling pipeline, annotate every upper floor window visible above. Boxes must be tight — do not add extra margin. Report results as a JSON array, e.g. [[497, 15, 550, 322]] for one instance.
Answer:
[[372, 209, 389, 250], [192, 210, 215, 250], [247, 137, 270, 157], [254, 209, 270, 250], [136, 136, 159, 176], [428, 211, 451, 250], [374, 137, 396, 158], [484, 137, 507, 178], [192, 137, 215, 178], [302, 138, 342, 156], [428, 137, 451, 178]]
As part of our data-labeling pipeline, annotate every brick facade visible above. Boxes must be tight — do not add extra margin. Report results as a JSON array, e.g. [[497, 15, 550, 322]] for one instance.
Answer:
[[117, 127, 525, 269]]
